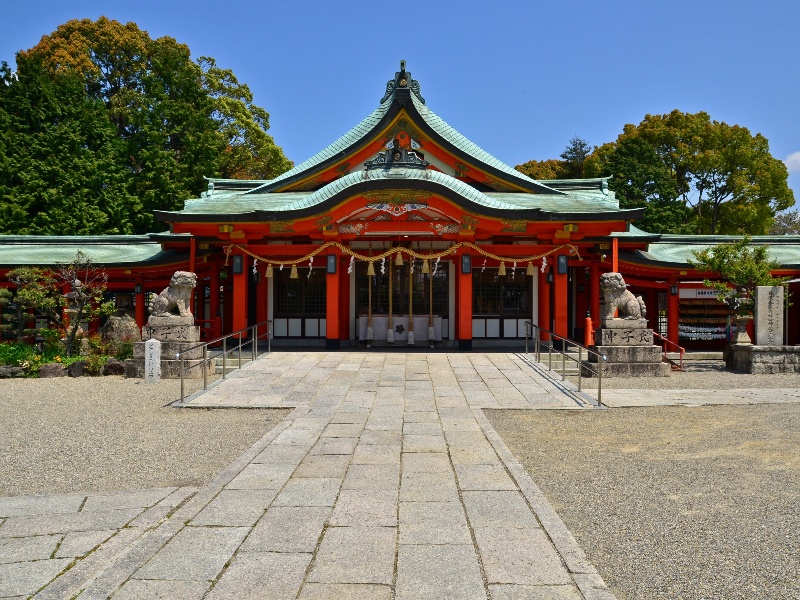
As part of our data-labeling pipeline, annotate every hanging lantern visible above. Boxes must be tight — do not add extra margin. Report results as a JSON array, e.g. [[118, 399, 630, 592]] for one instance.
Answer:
[[422, 259, 430, 274], [266, 263, 274, 278], [395, 251, 404, 266], [498, 262, 507, 276], [290, 264, 299, 279], [526, 262, 534, 276], [367, 261, 376, 276]]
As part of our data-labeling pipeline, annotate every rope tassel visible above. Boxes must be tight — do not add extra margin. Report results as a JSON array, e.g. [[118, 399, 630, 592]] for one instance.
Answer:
[[367, 261, 375, 276], [290, 264, 299, 279], [498, 262, 506, 276]]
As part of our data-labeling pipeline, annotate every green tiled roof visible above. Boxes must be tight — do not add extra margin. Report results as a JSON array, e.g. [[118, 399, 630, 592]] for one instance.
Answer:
[[167, 171, 640, 221], [631, 235, 800, 268], [0, 236, 179, 268], [485, 190, 620, 213]]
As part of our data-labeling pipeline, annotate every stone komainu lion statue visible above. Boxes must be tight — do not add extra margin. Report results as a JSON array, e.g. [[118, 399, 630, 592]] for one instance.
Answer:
[[149, 271, 197, 318], [600, 272, 647, 321]]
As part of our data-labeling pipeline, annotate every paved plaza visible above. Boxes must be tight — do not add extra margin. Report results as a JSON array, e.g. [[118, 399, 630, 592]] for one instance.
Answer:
[[2, 351, 797, 599]]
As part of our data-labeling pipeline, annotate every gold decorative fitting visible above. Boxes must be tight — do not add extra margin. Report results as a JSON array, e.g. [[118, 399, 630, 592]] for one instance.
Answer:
[[421, 259, 430, 274], [198, 243, 209, 250], [395, 252, 404, 266], [218, 224, 234, 233], [265, 264, 273, 278], [501, 220, 527, 232], [230, 231, 245, 239], [367, 261, 376, 276], [498, 262, 507, 276], [526, 262, 534, 276], [290, 265, 299, 279], [564, 223, 579, 233], [269, 221, 295, 234]]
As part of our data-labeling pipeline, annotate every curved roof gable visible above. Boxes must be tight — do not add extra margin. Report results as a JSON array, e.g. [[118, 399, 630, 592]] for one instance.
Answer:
[[249, 63, 562, 195]]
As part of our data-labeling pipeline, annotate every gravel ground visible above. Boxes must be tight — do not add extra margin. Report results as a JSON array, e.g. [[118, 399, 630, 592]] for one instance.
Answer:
[[0, 377, 290, 497], [487, 403, 800, 600]]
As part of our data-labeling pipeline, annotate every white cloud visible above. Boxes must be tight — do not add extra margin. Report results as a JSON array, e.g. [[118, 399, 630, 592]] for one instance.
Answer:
[[785, 151, 800, 174]]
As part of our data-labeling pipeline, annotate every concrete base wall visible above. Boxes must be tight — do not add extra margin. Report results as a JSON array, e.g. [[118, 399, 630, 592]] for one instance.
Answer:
[[582, 361, 671, 377], [724, 344, 800, 374]]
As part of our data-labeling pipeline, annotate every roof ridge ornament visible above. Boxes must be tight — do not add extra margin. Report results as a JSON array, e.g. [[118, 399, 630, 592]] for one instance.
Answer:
[[364, 137, 430, 171], [380, 60, 425, 105]]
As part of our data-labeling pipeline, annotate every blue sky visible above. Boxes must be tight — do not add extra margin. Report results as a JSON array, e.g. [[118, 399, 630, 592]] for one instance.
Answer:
[[3, 0, 799, 201]]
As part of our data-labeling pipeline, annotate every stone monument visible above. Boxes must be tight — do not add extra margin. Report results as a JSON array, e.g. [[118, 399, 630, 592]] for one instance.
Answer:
[[726, 285, 800, 373], [124, 271, 209, 379], [584, 272, 670, 377]]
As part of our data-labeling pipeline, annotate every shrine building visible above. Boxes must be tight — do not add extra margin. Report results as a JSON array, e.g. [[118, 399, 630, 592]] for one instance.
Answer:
[[2, 62, 800, 349]]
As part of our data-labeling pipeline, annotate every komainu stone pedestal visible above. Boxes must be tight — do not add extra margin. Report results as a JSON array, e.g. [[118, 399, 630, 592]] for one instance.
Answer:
[[584, 319, 670, 377], [125, 317, 210, 379]]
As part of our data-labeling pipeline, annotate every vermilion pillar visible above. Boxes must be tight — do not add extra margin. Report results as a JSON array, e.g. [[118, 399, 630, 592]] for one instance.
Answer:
[[667, 279, 680, 342], [256, 271, 268, 338], [537, 268, 551, 340], [553, 269, 568, 339], [612, 238, 619, 273], [326, 255, 340, 349], [135, 280, 146, 331], [189, 237, 196, 310], [338, 256, 350, 341], [231, 252, 248, 338], [589, 258, 600, 326], [209, 266, 221, 340], [457, 254, 472, 350]]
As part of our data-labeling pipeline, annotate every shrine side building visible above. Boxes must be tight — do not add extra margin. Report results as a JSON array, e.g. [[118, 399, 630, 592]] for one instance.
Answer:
[[2, 63, 800, 349]]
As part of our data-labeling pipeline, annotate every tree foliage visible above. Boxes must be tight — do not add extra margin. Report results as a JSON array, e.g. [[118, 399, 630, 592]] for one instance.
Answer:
[[7, 251, 114, 356], [689, 237, 789, 315], [769, 210, 800, 235], [516, 137, 591, 180], [0, 57, 140, 234], [585, 111, 794, 235], [0, 17, 292, 235]]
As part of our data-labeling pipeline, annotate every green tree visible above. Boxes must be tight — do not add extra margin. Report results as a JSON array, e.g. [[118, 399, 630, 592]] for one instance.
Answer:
[[586, 111, 794, 235], [516, 137, 591, 180], [4, 17, 292, 234], [199, 57, 293, 180], [585, 133, 693, 234], [689, 236, 789, 316], [769, 210, 800, 235], [7, 251, 114, 356], [516, 158, 568, 180], [0, 57, 140, 235], [559, 136, 592, 178]]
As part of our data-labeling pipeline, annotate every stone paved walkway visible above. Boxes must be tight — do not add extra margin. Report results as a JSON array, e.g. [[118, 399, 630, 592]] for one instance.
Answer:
[[2, 352, 611, 599]]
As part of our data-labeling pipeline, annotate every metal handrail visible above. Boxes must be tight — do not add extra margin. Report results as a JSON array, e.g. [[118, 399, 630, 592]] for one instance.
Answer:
[[653, 331, 685, 370], [176, 319, 272, 403], [523, 321, 607, 407]]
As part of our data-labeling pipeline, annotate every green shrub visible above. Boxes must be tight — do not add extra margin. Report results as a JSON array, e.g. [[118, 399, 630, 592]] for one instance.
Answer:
[[0, 342, 36, 367]]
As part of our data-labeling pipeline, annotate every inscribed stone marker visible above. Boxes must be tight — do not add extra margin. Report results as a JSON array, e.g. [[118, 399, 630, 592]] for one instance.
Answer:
[[755, 286, 784, 346], [144, 338, 161, 383]]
